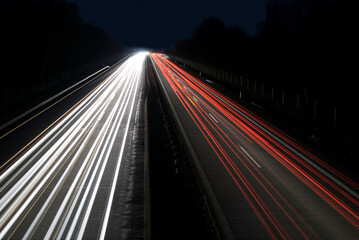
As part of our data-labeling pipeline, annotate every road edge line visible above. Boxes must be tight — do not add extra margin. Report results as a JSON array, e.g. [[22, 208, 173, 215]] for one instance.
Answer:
[[150, 54, 235, 240]]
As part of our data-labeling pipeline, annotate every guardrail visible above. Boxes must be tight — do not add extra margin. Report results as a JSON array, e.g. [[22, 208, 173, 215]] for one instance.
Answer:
[[150, 55, 235, 240], [0, 53, 132, 130], [170, 55, 340, 130]]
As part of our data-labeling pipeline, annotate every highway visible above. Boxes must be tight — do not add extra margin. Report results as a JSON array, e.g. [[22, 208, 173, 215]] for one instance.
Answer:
[[0, 52, 148, 239], [151, 53, 359, 239]]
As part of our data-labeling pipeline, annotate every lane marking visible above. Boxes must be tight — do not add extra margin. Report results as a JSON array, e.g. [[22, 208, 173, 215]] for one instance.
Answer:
[[57, 78, 133, 239], [206, 79, 214, 84], [1, 93, 115, 237], [0, 65, 123, 172], [193, 96, 198, 102], [209, 113, 218, 123], [23, 110, 104, 239], [150, 54, 236, 240], [0, 65, 124, 177], [0, 56, 136, 238], [0, 53, 135, 139], [185, 74, 359, 199], [239, 146, 262, 168], [98, 53, 146, 240]]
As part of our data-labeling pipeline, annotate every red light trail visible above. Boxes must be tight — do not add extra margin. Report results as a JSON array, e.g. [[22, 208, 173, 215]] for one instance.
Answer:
[[152, 53, 359, 239]]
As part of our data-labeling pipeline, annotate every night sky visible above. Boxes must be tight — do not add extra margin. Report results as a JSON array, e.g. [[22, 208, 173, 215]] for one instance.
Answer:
[[69, 0, 268, 49]]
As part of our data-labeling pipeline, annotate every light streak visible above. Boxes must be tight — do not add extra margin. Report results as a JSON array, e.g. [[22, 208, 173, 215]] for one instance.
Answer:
[[239, 146, 261, 168], [152, 53, 359, 239], [0, 52, 147, 239]]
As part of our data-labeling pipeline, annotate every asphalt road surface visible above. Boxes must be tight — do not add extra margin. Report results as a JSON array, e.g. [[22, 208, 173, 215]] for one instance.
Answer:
[[0, 52, 148, 239], [151, 53, 359, 239]]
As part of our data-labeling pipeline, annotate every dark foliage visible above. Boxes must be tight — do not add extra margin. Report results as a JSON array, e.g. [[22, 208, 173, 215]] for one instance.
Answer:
[[172, 17, 251, 75], [0, 0, 122, 113], [168, 0, 359, 131]]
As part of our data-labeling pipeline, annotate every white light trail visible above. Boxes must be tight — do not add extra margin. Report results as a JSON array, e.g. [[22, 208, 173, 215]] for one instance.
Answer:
[[0, 52, 148, 239]]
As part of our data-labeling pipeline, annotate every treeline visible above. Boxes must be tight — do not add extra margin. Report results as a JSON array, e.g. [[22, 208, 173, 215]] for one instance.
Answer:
[[168, 0, 359, 130], [0, 0, 122, 121]]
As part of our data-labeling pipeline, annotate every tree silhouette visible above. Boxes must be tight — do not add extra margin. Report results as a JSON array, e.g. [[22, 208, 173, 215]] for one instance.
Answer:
[[0, 0, 122, 122], [169, 0, 359, 131]]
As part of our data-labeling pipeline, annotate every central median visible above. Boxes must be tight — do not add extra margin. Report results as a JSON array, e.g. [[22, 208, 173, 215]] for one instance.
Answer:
[[145, 56, 221, 239]]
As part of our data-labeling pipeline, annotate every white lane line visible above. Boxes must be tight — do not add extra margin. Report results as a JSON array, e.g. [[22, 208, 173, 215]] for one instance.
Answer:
[[209, 113, 218, 123], [59, 60, 137, 239], [48, 58, 135, 239], [77, 52, 147, 240], [99, 71, 140, 240], [100, 53, 147, 239], [1, 103, 104, 237], [186, 74, 359, 199], [0, 97, 107, 230], [0, 77, 120, 216], [1, 85, 110, 197], [193, 96, 198, 102], [239, 146, 261, 168], [0, 64, 125, 188], [183, 85, 187, 90], [1, 53, 145, 239], [5, 59, 125, 236], [75, 64, 138, 240], [58, 79, 131, 239], [23, 109, 107, 240], [44, 101, 119, 239]]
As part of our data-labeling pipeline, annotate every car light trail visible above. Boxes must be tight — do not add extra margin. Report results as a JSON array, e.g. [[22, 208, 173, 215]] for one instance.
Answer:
[[152, 53, 359, 239], [0, 52, 148, 239]]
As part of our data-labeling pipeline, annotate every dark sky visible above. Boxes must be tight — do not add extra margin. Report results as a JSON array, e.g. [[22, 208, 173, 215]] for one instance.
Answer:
[[69, 0, 268, 50]]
